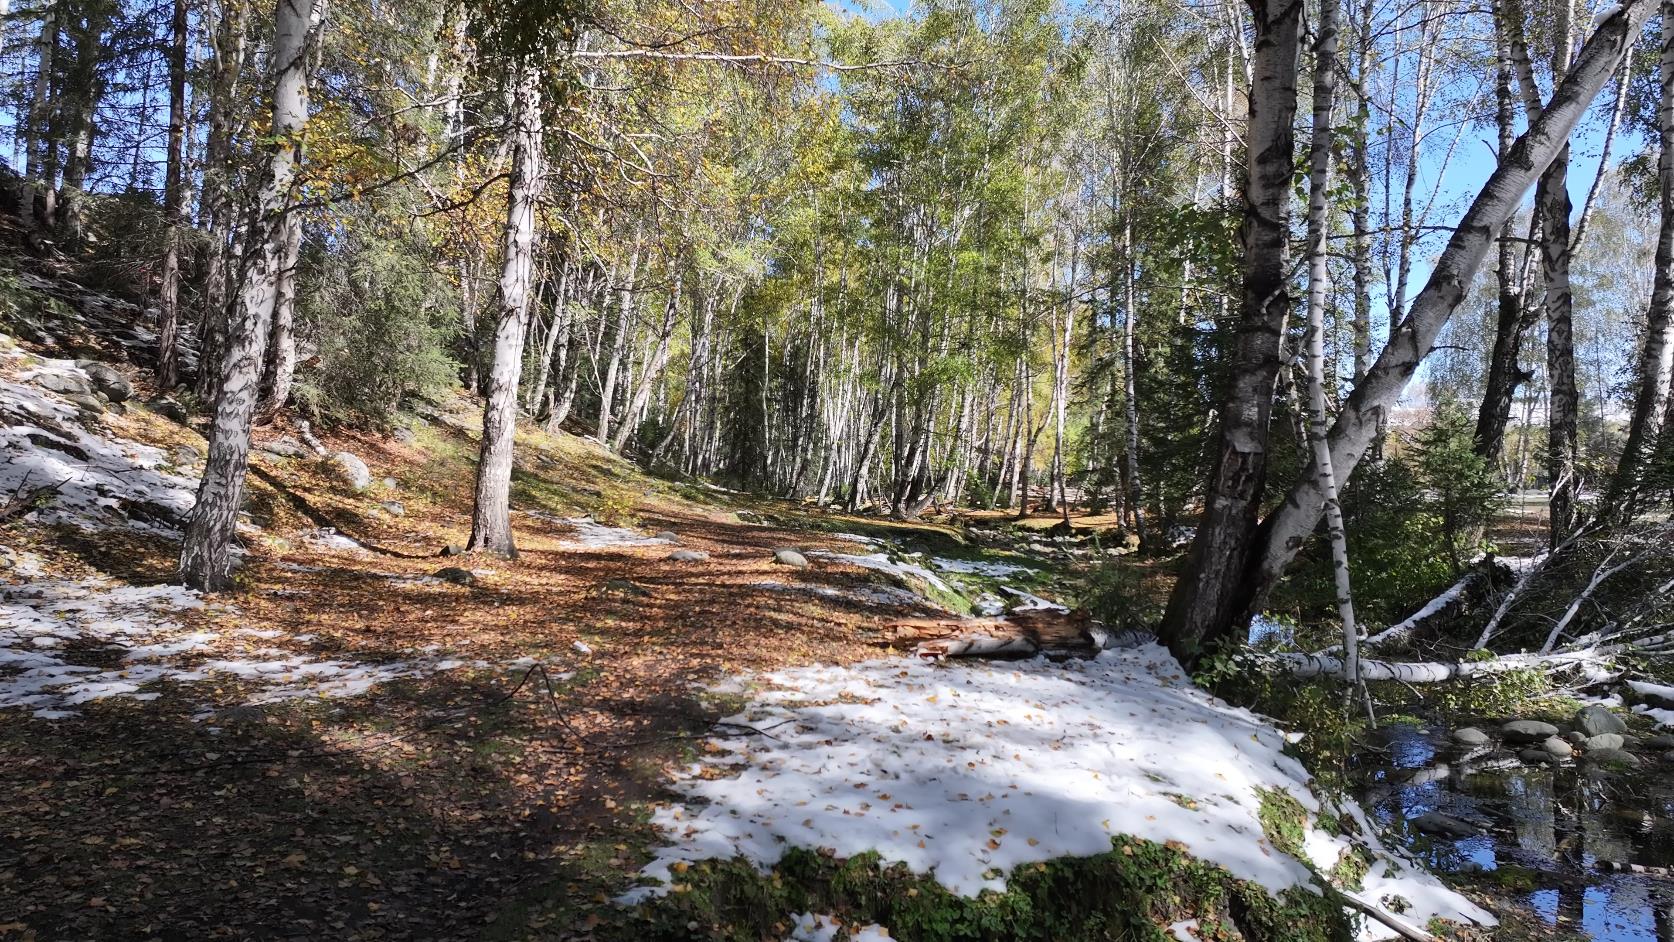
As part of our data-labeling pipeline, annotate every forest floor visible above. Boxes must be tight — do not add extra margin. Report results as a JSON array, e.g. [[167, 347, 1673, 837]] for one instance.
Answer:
[[0, 268, 1506, 942]]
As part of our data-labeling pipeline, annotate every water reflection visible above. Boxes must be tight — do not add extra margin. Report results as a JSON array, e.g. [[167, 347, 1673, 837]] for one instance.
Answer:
[[1361, 724, 1674, 941]]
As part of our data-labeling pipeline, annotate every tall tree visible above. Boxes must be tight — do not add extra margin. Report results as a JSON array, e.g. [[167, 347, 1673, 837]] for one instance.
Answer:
[[156, 0, 190, 391], [180, 0, 322, 590]]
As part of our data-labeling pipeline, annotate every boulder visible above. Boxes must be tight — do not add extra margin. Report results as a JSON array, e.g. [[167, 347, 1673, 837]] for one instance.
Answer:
[[63, 393, 104, 415], [654, 530, 680, 543], [30, 370, 91, 395], [1540, 736, 1573, 758], [75, 360, 132, 402], [773, 548, 810, 568], [1451, 727, 1490, 747], [1586, 748, 1642, 770], [172, 444, 203, 466], [1573, 704, 1628, 737], [433, 566, 476, 587], [379, 500, 405, 517], [1643, 734, 1674, 750], [1520, 748, 1556, 766], [1583, 733, 1626, 752], [259, 437, 308, 458], [1501, 719, 1559, 743], [328, 451, 372, 491], [1412, 812, 1482, 837], [667, 549, 709, 562], [1565, 731, 1587, 745], [148, 397, 190, 424]]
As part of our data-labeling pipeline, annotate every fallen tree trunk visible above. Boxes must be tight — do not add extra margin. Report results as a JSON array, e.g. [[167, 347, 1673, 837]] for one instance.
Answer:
[[1275, 647, 1616, 683]]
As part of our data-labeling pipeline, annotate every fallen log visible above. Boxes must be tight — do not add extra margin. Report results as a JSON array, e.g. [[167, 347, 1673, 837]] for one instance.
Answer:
[[1274, 647, 1617, 683]]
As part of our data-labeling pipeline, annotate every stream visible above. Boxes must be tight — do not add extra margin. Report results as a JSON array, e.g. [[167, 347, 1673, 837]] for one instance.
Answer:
[[1361, 723, 1674, 940]]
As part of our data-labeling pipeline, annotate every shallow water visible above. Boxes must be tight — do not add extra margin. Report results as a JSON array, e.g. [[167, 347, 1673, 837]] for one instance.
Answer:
[[1360, 724, 1674, 940]]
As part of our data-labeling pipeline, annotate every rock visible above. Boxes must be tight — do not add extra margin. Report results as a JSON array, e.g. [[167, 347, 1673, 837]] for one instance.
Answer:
[[172, 443, 202, 465], [1501, 719, 1559, 743], [1540, 736, 1573, 758], [1643, 734, 1674, 750], [773, 548, 810, 568], [75, 360, 132, 402], [654, 530, 680, 543], [667, 549, 709, 562], [381, 476, 397, 489], [379, 500, 405, 516], [602, 578, 651, 598], [1587, 748, 1642, 769], [30, 370, 91, 395], [438, 544, 466, 557], [1565, 731, 1587, 745], [1574, 704, 1628, 737], [433, 566, 476, 587], [1412, 812, 1482, 837], [1451, 727, 1490, 746], [63, 392, 104, 415], [148, 397, 190, 424], [1664, 750, 1674, 765], [1520, 748, 1556, 766], [258, 437, 306, 458], [393, 425, 417, 444], [1583, 733, 1626, 752], [328, 451, 372, 491]]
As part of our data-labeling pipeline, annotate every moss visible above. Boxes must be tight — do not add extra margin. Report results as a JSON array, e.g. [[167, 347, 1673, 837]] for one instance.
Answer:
[[615, 838, 1351, 942], [1256, 787, 1309, 861]]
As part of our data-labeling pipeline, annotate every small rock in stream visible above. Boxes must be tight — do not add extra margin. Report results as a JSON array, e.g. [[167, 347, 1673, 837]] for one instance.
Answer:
[[1501, 719, 1559, 743], [1574, 704, 1628, 737], [1587, 748, 1642, 770], [1451, 727, 1489, 746], [1412, 812, 1483, 837], [1541, 736, 1573, 758]]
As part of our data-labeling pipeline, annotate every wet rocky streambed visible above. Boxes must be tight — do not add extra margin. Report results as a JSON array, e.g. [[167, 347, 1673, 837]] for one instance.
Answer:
[[1360, 708, 1674, 940]]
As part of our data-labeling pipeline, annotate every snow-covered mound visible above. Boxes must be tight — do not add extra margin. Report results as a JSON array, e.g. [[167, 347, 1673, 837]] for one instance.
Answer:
[[622, 646, 1494, 940], [541, 514, 677, 549]]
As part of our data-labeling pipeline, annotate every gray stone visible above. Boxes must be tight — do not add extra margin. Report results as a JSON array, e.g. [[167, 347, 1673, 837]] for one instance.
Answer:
[[75, 361, 132, 402], [433, 566, 476, 587], [1574, 704, 1628, 737], [1583, 733, 1626, 752], [1643, 734, 1674, 750], [438, 544, 466, 557], [1663, 750, 1674, 764], [1541, 736, 1573, 758], [1587, 748, 1642, 769], [381, 476, 397, 489], [148, 397, 189, 424], [1451, 727, 1490, 746], [379, 500, 405, 517], [328, 451, 372, 491], [1412, 812, 1482, 837], [31, 370, 91, 395], [393, 425, 417, 444], [172, 444, 202, 466], [258, 437, 308, 458], [1520, 748, 1556, 766], [1501, 720, 1559, 743], [654, 530, 680, 543], [667, 549, 709, 562], [773, 548, 810, 568], [1565, 731, 1588, 745], [63, 393, 104, 415]]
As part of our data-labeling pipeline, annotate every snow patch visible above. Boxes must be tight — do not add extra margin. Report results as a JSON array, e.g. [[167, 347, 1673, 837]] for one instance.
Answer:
[[620, 646, 1494, 940], [546, 515, 677, 549], [932, 556, 1034, 578], [809, 551, 952, 594]]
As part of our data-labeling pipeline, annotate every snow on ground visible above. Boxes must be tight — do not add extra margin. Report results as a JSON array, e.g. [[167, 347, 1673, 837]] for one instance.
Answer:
[[0, 369, 197, 534], [784, 913, 891, 941], [747, 581, 930, 610], [809, 551, 952, 594], [621, 646, 1493, 940], [0, 574, 545, 720], [1000, 586, 1068, 613], [932, 556, 1034, 579], [541, 514, 677, 549]]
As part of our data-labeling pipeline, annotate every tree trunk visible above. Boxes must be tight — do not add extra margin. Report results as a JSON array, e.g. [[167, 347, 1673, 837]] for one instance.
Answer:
[[1158, 0, 1303, 664], [257, 215, 304, 417], [156, 0, 189, 390], [1301, 0, 1359, 684], [1248, 0, 1653, 620], [597, 235, 642, 445], [1607, 1, 1674, 514], [179, 0, 320, 591], [1541, 0, 1580, 547], [21, 2, 59, 231], [468, 62, 545, 558], [196, 0, 251, 401]]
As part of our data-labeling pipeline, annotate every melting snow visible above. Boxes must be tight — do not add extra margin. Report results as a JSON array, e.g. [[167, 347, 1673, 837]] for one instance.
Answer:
[[747, 581, 928, 610], [809, 551, 951, 594], [933, 557, 1034, 578], [547, 515, 678, 549], [785, 913, 890, 941], [620, 647, 1493, 940], [0, 575, 541, 719], [1000, 586, 1068, 613]]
